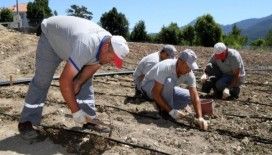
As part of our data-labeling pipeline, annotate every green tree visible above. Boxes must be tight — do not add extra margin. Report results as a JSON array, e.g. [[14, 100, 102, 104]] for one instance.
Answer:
[[194, 14, 222, 47], [27, 0, 52, 26], [223, 24, 247, 49], [265, 29, 272, 46], [181, 25, 195, 46], [0, 8, 13, 22], [250, 39, 266, 47], [130, 20, 149, 42], [53, 10, 58, 16], [230, 24, 241, 36], [100, 7, 129, 39], [156, 23, 182, 45], [66, 5, 92, 20], [148, 33, 157, 43]]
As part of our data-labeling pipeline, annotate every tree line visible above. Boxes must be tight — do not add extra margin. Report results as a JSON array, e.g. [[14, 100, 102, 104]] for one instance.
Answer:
[[1, 0, 272, 48]]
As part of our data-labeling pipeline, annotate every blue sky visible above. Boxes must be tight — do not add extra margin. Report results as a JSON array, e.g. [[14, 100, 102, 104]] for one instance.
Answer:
[[1, 0, 272, 33]]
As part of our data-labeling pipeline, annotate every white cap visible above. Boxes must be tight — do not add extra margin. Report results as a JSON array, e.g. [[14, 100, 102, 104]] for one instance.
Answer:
[[160, 45, 176, 58], [111, 36, 129, 69], [214, 42, 227, 54], [178, 49, 199, 70]]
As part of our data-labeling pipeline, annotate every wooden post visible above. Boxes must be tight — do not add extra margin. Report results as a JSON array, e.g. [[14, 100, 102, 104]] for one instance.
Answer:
[[9, 75, 13, 86]]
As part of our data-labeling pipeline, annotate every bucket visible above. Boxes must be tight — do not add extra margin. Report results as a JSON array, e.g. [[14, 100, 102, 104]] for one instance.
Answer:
[[200, 99, 214, 116]]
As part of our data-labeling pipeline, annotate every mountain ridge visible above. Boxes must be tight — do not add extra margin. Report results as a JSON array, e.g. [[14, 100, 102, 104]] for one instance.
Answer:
[[187, 14, 272, 41]]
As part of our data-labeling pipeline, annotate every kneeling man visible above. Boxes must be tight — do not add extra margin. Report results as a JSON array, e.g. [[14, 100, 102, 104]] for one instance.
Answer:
[[141, 49, 208, 130]]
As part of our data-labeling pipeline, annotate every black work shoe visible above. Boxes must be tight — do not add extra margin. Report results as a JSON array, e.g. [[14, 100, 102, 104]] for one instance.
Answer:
[[158, 109, 171, 120], [82, 122, 111, 133], [18, 121, 39, 140], [213, 91, 223, 99], [135, 88, 142, 97]]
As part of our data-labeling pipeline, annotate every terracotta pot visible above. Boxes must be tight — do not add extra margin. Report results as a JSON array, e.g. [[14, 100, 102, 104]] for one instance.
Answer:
[[200, 99, 214, 116]]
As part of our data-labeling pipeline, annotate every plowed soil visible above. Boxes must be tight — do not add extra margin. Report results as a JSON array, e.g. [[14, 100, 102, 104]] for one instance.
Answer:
[[0, 26, 272, 155]]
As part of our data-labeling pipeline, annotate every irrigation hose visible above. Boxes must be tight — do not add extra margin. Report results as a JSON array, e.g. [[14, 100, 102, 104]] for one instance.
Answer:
[[1, 102, 272, 146], [1, 68, 272, 86], [0, 71, 134, 86], [0, 112, 170, 155]]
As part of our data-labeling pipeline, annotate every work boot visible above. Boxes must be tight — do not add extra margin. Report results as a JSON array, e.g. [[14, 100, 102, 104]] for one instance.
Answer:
[[213, 89, 223, 99], [158, 109, 171, 120], [229, 87, 240, 99], [201, 81, 213, 94], [134, 88, 142, 97], [18, 121, 39, 140]]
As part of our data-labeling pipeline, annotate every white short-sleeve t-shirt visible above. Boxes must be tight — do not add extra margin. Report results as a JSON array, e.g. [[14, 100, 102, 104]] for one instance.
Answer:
[[141, 59, 196, 98], [41, 16, 111, 71], [133, 52, 160, 88]]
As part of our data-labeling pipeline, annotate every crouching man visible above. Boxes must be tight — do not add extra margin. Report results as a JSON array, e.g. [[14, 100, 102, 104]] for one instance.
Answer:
[[201, 42, 245, 99], [141, 49, 208, 130]]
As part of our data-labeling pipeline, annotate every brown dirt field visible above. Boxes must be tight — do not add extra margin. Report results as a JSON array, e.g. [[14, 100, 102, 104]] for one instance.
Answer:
[[0, 27, 272, 155]]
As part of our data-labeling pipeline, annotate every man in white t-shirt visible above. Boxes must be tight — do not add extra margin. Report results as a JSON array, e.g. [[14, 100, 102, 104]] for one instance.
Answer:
[[141, 49, 208, 130], [18, 16, 129, 140], [201, 42, 245, 99], [133, 45, 176, 96]]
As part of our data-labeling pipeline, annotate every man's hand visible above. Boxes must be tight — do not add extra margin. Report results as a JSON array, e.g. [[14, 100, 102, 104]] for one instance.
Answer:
[[72, 109, 96, 124], [169, 109, 187, 120], [169, 110, 209, 130], [72, 64, 101, 95], [195, 117, 208, 130]]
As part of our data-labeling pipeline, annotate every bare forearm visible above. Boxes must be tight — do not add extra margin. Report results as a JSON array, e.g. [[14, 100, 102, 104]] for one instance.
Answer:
[[60, 62, 80, 113], [151, 81, 172, 112], [153, 93, 171, 112], [191, 98, 202, 118], [60, 78, 79, 113], [189, 87, 202, 118], [230, 76, 239, 87], [76, 64, 100, 86], [230, 68, 240, 87]]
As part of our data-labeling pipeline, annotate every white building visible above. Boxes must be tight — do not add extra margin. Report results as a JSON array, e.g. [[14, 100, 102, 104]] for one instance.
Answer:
[[8, 3, 29, 28]]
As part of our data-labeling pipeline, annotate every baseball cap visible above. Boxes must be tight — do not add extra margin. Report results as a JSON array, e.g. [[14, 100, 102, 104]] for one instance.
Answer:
[[111, 36, 129, 69], [178, 49, 199, 70], [214, 42, 227, 54], [161, 45, 177, 58]]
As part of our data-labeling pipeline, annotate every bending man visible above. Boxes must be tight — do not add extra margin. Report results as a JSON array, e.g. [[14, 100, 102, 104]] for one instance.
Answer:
[[18, 16, 129, 139]]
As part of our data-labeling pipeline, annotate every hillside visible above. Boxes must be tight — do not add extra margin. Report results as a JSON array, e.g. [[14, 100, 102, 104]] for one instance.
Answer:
[[222, 14, 272, 40], [187, 14, 272, 41]]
